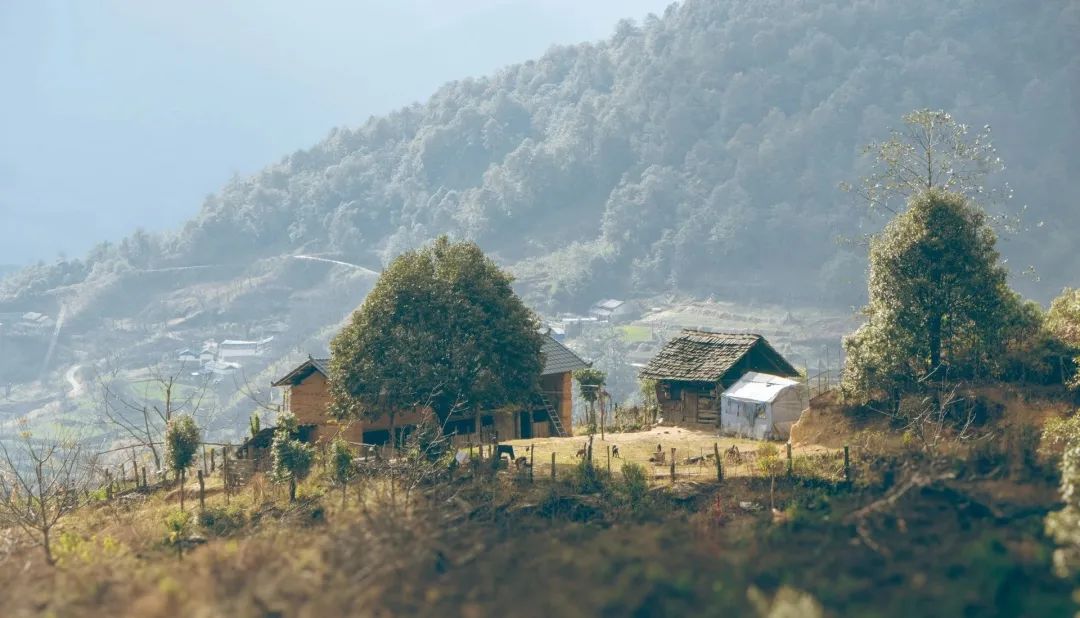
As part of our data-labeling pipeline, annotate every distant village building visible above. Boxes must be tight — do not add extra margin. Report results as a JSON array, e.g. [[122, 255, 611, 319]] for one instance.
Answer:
[[176, 349, 199, 363], [267, 332, 589, 447], [589, 299, 638, 322], [639, 330, 799, 431], [203, 360, 241, 376], [720, 372, 806, 440], [562, 315, 599, 338], [218, 337, 274, 361]]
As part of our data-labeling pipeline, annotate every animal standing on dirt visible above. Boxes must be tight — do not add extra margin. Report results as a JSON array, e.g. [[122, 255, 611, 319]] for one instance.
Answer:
[[575, 445, 587, 458], [611, 445, 620, 458]]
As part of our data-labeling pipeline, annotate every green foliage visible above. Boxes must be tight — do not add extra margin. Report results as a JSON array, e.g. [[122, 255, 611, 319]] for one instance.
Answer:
[[1047, 289, 1080, 348], [53, 532, 123, 567], [163, 509, 193, 547], [618, 463, 650, 510], [570, 458, 610, 495], [271, 412, 315, 487], [164, 415, 201, 475], [574, 368, 606, 404], [757, 443, 785, 477], [1046, 441, 1080, 578], [198, 506, 248, 537], [996, 296, 1078, 385], [328, 438, 356, 488], [574, 368, 607, 433], [638, 378, 660, 425], [249, 413, 261, 439], [1046, 289, 1080, 389], [329, 236, 543, 425], [843, 190, 1013, 401], [1041, 413, 1080, 461]]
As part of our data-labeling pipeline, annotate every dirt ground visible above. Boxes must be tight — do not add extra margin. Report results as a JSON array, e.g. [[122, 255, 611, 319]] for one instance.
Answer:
[[500, 426, 834, 480]]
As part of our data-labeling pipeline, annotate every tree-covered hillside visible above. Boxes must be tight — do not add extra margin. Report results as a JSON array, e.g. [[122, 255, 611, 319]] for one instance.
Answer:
[[4, 0, 1078, 312]]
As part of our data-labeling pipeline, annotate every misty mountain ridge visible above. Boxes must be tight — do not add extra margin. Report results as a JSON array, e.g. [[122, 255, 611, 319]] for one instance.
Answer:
[[1, 0, 1077, 385]]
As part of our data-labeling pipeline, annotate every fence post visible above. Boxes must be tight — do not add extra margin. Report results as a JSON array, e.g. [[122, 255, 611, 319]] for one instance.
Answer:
[[223, 446, 231, 505], [714, 443, 722, 482], [670, 448, 676, 483], [210, 448, 216, 473], [606, 445, 612, 476], [786, 443, 793, 477], [843, 445, 851, 485], [197, 469, 206, 512], [551, 452, 556, 481], [141, 465, 147, 489], [202, 445, 208, 475], [530, 444, 535, 483]]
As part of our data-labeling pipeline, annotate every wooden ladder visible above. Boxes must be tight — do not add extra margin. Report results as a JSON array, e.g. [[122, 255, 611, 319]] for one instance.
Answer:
[[538, 393, 568, 438]]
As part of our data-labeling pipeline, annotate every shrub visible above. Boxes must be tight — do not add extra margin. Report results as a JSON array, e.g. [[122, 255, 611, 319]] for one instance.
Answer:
[[198, 506, 247, 536], [272, 412, 315, 502], [163, 509, 193, 548], [570, 459, 609, 494], [619, 462, 650, 509]]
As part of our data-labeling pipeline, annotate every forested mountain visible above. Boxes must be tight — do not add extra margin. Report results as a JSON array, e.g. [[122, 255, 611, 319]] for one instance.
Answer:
[[3, 0, 1078, 314]]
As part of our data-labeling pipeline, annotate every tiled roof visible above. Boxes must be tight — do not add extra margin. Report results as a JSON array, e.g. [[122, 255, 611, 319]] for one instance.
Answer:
[[639, 330, 794, 382], [274, 335, 587, 385], [541, 334, 590, 376], [271, 357, 329, 386]]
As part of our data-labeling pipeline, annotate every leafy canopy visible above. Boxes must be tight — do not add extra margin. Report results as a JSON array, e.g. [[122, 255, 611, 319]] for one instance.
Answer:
[[164, 415, 201, 474], [843, 189, 1012, 399], [1048, 288, 1080, 348], [329, 236, 544, 425], [271, 411, 314, 485], [574, 368, 606, 404]]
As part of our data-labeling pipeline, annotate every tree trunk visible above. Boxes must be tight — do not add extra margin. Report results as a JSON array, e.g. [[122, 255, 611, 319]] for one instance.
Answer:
[[42, 526, 53, 566], [289, 476, 297, 502], [928, 313, 943, 371], [180, 468, 185, 511], [389, 411, 397, 453]]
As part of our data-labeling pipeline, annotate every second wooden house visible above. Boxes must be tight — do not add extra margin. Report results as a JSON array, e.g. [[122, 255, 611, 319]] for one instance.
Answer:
[[639, 329, 800, 430]]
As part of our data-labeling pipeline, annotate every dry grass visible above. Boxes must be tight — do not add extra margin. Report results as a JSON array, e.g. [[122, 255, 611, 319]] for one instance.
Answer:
[[502, 426, 834, 480]]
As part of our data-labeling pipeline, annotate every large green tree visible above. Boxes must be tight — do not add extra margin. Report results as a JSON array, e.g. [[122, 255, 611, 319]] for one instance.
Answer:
[[329, 236, 544, 434], [843, 189, 1012, 400]]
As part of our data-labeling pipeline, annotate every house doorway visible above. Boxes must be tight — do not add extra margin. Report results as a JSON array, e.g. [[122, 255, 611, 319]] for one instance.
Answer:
[[519, 411, 533, 439]]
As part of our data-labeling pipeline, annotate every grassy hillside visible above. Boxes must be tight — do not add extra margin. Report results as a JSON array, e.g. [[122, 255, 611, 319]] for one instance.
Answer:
[[2, 401, 1076, 617]]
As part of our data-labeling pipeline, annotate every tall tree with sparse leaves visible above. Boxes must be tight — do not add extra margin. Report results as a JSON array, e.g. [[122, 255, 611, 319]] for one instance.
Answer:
[[329, 236, 544, 439], [844, 109, 1007, 216]]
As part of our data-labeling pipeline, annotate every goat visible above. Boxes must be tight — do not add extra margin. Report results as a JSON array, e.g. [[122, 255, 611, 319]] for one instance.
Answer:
[[611, 444, 620, 458]]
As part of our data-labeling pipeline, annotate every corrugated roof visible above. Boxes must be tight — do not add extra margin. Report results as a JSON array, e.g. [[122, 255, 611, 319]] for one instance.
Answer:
[[722, 372, 800, 403], [541, 334, 589, 375], [638, 330, 795, 382]]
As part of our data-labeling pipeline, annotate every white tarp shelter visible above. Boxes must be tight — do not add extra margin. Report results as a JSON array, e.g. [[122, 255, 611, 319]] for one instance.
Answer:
[[720, 372, 807, 440]]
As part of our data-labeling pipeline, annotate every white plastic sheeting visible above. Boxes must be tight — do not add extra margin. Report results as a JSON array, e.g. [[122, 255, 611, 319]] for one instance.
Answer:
[[720, 372, 807, 440]]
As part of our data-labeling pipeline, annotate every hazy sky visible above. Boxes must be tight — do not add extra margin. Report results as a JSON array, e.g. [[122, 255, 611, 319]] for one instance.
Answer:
[[0, 0, 672, 266]]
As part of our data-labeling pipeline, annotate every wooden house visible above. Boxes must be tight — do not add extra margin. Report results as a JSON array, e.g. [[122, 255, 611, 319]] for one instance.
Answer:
[[639, 330, 799, 429], [268, 332, 589, 447]]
